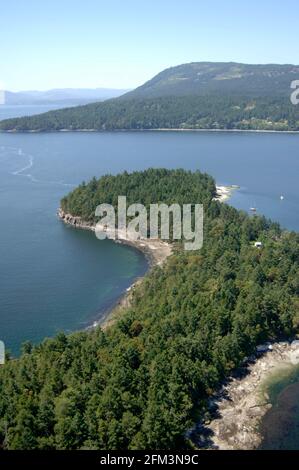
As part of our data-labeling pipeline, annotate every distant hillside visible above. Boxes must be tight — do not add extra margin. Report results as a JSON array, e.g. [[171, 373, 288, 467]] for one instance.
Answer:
[[3, 88, 130, 105], [123, 62, 299, 99], [1, 62, 299, 132]]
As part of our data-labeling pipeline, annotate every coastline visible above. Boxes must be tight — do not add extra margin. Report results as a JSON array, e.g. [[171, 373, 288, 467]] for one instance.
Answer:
[[57, 208, 172, 329], [59, 184, 292, 449], [2, 127, 299, 134], [58, 182, 235, 329], [197, 341, 299, 450]]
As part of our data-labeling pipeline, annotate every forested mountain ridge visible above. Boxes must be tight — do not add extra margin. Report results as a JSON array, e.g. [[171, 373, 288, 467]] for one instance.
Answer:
[[1, 62, 299, 132], [123, 62, 299, 99], [0, 169, 298, 450]]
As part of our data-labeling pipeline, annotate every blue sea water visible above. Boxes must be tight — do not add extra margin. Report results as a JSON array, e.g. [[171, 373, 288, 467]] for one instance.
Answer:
[[0, 106, 298, 355]]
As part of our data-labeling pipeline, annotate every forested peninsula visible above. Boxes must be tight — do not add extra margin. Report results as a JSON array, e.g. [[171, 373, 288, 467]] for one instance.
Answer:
[[0, 169, 298, 449]]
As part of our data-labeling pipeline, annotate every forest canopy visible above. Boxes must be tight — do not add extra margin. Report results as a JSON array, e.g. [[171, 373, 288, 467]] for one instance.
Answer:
[[0, 169, 298, 450], [0, 95, 299, 132]]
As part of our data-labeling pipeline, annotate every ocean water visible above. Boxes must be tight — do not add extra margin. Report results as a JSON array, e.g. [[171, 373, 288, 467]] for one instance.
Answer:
[[0, 106, 298, 356], [259, 366, 299, 449]]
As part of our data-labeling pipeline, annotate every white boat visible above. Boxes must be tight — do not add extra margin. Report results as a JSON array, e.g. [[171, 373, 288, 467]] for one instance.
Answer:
[[280, 195, 284, 200]]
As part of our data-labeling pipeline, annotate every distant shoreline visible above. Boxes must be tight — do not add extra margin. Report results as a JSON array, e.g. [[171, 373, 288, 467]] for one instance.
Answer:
[[1, 127, 299, 135]]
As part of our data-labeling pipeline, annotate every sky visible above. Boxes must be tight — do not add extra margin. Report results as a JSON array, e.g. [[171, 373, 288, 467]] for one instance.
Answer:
[[1, 0, 298, 91]]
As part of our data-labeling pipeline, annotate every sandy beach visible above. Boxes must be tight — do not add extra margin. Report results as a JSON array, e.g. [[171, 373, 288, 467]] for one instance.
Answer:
[[194, 341, 299, 450]]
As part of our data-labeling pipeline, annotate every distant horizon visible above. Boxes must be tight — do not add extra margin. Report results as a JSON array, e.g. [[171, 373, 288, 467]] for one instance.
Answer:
[[4, 87, 131, 93], [4, 59, 299, 93], [0, 86, 131, 106]]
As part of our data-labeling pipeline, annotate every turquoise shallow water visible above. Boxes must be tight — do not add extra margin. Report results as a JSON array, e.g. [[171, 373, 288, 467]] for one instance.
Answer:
[[259, 366, 299, 449], [0, 106, 298, 356]]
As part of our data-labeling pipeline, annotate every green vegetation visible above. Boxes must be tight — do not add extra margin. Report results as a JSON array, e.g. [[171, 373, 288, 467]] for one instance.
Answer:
[[1, 95, 298, 132], [125, 62, 299, 99], [0, 169, 298, 449], [61, 168, 215, 223], [1, 62, 299, 132]]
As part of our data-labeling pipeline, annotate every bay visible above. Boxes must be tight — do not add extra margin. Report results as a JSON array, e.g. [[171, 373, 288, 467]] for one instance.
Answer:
[[0, 106, 298, 355]]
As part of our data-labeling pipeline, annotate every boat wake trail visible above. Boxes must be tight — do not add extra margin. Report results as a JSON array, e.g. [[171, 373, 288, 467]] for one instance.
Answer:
[[1, 146, 76, 187], [12, 151, 34, 178]]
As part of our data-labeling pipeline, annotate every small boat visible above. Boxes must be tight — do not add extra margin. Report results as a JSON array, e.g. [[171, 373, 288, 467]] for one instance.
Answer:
[[250, 207, 257, 212], [280, 195, 284, 200]]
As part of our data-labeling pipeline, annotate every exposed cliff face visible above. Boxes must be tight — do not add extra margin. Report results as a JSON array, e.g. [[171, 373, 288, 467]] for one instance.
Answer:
[[58, 209, 95, 231]]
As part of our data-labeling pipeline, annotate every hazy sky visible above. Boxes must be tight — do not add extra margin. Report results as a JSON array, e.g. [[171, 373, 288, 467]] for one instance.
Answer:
[[1, 0, 298, 91]]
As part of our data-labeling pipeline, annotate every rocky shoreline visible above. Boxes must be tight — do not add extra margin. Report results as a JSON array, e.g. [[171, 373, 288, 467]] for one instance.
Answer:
[[58, 208, 172, 267], [194, 341, 299, 450], [57, 208, 172, 328]]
